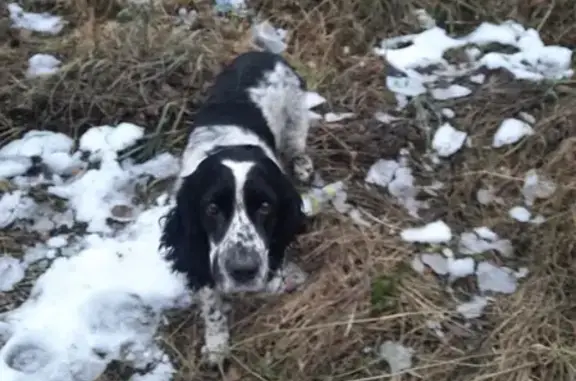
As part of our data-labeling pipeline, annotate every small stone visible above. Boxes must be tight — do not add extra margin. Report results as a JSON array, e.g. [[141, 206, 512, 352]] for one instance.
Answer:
[[109, 204, 135, 222]]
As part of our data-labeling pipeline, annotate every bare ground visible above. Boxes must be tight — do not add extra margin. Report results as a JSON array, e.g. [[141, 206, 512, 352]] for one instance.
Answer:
[[1, 0, 576, 380]]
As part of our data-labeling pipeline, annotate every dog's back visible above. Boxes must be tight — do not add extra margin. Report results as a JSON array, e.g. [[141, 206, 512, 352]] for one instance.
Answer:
[[190, 51, 307, 151], [178, 50, 313, 186], [205, 51, 306, 105]]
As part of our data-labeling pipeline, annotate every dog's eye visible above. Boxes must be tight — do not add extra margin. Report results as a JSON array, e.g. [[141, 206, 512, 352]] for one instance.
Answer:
[[258, 202, 271, 216], [206, 203, 219, 216]]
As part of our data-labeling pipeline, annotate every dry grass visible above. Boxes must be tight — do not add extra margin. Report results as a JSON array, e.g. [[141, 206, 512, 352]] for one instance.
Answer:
[[1, 0, 576, 380]]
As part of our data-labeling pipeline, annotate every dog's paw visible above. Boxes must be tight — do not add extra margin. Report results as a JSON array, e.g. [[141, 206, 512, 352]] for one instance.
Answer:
[[201, 343, 229, 367], [292, 154, 314, 184], [265, 261, 308, 294], [199, 349, 231, 374]]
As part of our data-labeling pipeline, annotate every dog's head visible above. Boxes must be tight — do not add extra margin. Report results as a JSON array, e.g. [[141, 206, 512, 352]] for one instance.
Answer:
[[161, 145, 304, 293]]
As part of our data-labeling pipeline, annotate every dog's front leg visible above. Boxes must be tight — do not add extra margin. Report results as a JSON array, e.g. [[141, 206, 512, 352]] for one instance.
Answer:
[[199, 286, 230, 366], [265, 261, 308, 294], [284, 97, 314, 184]]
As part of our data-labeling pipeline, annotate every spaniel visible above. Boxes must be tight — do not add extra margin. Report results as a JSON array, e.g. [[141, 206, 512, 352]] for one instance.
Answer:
[[159, 50, 312, 366]]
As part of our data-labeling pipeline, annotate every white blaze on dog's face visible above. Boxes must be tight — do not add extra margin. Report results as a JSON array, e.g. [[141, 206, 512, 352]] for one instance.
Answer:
[[209, 160, 270, 293]]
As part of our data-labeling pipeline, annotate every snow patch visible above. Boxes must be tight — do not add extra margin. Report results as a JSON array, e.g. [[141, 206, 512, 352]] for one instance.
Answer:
[[7, 3, 65, 35], [0, 131, 73, 160], [476, 261, 518, 294], [378, 341, 414, 374], [0, 191, 36, 229], [476, 186, 505, 205], [457, 296, 489, 319], [0, 202, 190, 381], [430, 85, 472, 100], [26, 54, 61, 78], [401, 221, 452, 243], [365, 160, 399, 188], [508, 206, 531, 222], [79, 123, 145, 161], [432, 123, 467, 157], [304, 92, 327, 109], [493, 118, 534, 148], [324, 112, 355, 123], [458, 229, 513, 257], [375, 19, 573, 108], [469, 73, 486, 84], [441, 108, 455, 118], [366, 153, 427, 218], [420, 253, 448, 275], [0, 257, 26, 292], [522, 169, 556, 206], [252, 20, 287, 54]]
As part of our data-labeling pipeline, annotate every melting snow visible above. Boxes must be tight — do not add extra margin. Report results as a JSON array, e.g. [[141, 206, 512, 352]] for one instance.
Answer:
[[518, 112, 536, 125], [0, 131, 73, 160], [0, 157, 32, 179], [365, 159, 399, 188], [419, 251, 475, 279], [476, 186, 505, 205], [469, 73, 486, 84], [0, 124, 192, 381], [0, 204, 190, 381], [386, 76, 426, 96], [530, 214, 546, 225], [457, 296, 489, 319], [26, 54, 61, 78], [304, 92, 327, 109], [447, 257, 475, 279], [420, 253, 448, 275], [0, 257, 26, 292], [410, 256, 426, 274], [378, 341, 414, 374], [324, 112, 355, 123], [374, 112, 401, 124], [401, 220, 452, 243], [430, 85, 472, 100], [493, 118, 534, 148], [375, 20, 573, 107], [476, 261, 518, 294], [458, 229, 513, 257], [432, 123, 467, 157], [252, 20, 287, 54], [441, 108, 455, 118], [522, 169, 556, 206], [508, 206, 532, 222], [474, 226, 498, 241], [365, 153, 427, 218], [0, 191, 36, 229], [79, 123, 144, 161], [7, 3, 65, 35]]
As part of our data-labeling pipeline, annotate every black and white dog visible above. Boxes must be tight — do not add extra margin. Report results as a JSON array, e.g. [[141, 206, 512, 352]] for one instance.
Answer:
[[159, 51, 313, 365]]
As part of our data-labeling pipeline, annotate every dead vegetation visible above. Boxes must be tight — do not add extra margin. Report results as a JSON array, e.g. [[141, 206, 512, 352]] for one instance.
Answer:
[[1, 0, 576, 380]]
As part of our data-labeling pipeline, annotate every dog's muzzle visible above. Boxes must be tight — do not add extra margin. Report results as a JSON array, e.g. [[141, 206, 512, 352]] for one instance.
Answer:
[[220, 244, 264, 286]]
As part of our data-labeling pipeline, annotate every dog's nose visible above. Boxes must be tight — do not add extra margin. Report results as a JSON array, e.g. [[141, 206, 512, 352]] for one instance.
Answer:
[[225, 256, 260, 284]]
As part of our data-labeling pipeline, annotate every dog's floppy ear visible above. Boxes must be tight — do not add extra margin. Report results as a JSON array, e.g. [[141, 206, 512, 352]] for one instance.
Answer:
[[160, 174, 213, 290], [268, 175, 306, 273]]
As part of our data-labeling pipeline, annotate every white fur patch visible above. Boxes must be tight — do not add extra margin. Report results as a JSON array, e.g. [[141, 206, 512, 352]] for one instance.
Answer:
[[212, 160, 269, 293], [179, 125, 280, 180], [248, 62, 304, 147], [199, 287, 229, 365]]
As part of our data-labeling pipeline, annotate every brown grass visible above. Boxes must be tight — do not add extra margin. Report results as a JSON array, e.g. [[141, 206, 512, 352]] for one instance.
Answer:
[[1, 0, 576, 380]]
